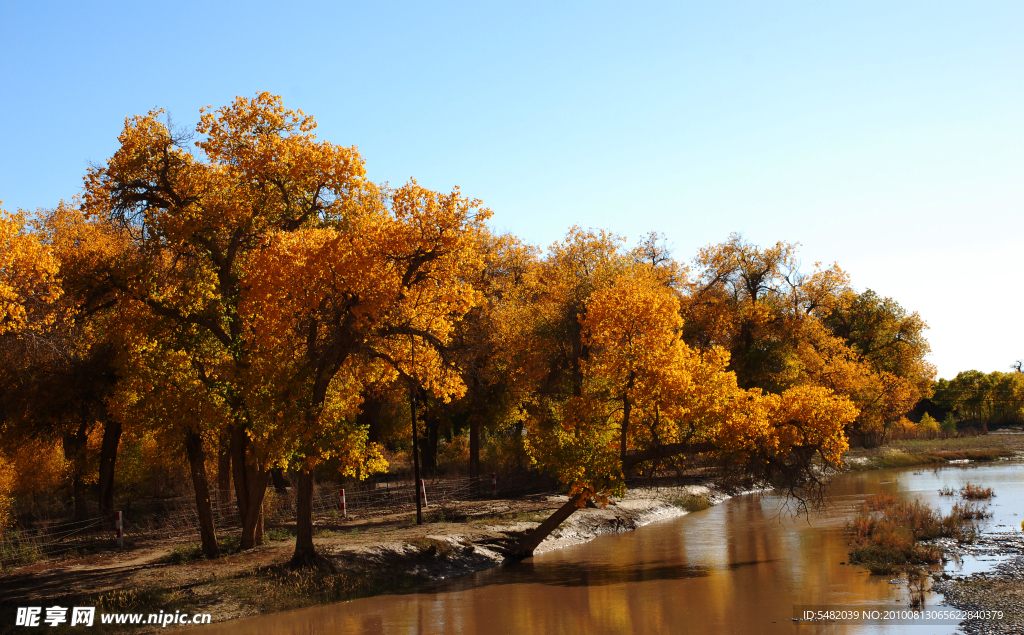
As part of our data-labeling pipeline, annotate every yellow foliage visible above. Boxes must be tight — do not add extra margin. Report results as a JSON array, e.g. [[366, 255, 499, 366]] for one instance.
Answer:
[[0, 455, 15, 534], [0, 205, 62, 336]]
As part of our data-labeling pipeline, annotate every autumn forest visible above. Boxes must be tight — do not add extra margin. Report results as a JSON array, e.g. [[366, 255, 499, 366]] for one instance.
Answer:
[[2, 94, 1020, 570]]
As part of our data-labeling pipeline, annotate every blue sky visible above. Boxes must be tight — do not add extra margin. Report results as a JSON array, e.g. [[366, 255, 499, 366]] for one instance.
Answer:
[[2, 1, 1021, 378]]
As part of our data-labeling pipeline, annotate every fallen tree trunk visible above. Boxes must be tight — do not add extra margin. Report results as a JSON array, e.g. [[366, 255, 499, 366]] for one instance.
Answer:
[[621, 441, 716, 471], [509, 440, 719, 559], [505, 493, 584, 560]]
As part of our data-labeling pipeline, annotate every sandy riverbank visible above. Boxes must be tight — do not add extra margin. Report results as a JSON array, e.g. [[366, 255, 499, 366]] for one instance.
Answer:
[[0, 484, 724, 632]]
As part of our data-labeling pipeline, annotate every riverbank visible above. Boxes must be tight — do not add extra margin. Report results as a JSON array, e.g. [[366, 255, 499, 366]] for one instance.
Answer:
[[0, 485, 723, 632], [4, 433, 1022, 633], [843, 433, 1020, 471], [931, 534, 1024, 635]]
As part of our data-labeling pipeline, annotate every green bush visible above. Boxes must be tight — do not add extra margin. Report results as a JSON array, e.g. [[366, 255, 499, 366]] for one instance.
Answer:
[[918, 413, 939, 438], [941, 413, 958, 437]]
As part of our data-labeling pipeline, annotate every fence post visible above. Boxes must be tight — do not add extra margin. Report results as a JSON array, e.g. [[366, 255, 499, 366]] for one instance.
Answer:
[[491, 473, 497, 498], [419, 479, 428, 508], [340, 489, 347, 519], [115, 511, 123, 548]]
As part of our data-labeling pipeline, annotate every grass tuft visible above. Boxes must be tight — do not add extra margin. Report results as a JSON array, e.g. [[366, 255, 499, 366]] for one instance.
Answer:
[[668, 494, 712, 513], [951, 501, 991, 521], [407, 537, 455, 558], [166, 543, 205, 565], [960, 483, 994, 500], [165, 533, 245, 564], [264, 527, 295, 541]]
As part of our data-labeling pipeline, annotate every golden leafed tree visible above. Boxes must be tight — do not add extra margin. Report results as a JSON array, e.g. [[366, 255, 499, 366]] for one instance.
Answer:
[[83, 93, 369, 549], [242, 180, 491, 567]]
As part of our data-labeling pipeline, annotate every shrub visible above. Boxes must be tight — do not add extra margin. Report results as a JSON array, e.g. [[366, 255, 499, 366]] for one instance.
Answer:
[[941, 413, 958, 438], [0, 530, 45, 568], [847, 493, 982, 574], [437, 432, 471, 475], [918, 413, 939, 439], [960, 483, 993, 500], [951, 501, 991, 521]]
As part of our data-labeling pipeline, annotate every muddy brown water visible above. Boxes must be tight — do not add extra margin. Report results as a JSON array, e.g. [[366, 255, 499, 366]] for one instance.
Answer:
[[201, 461, 1024, 634]]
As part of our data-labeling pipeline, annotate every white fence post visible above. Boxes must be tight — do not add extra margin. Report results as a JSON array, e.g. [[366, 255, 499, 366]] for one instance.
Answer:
[[340, 489, 347, 519], [419, 479, 428, 508]]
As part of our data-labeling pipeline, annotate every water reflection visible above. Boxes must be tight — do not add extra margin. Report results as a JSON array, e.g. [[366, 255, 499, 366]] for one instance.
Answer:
[[200, 461, 1023, 635], [421, 560, 712, 590]]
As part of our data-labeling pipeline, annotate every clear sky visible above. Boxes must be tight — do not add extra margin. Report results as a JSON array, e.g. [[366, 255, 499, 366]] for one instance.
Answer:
[[2, 1, 1021, 379]]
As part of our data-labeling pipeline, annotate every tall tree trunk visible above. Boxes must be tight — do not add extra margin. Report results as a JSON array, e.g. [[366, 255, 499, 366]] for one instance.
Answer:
[[506, 493, 584, 559], [97, 417, 122, 518], [469, 416, 480, 478], [184, 430, 220, 559], [358, 394, 384, 445], [292, 469, 314, 565], [619, 375, 635, 471], [230, 424, 270, 549], [428, 419, 439, 475], [217, 431, 232, 520], [290, 469, 336, 570], [271, 468, 290, 493], [230, 425, 249, 521], [514, 421, 525, 471], [421, 410, 440, 476], [620, 396, 632, 470], [62, 420, 89, 519]]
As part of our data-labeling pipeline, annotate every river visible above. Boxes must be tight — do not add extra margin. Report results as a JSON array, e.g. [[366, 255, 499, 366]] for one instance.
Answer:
[[202, 461, 1023, 634]]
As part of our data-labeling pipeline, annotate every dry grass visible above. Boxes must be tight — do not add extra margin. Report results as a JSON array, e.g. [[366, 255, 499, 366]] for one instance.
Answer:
[[847, 493, 984, 575], [894, 437, 1009, 453], [407, 537, 456, 558], [668, 494, 712, 513], [960, 483, 994, 500], [849, 448, 1013, 471], [951, 501, 992, 520]]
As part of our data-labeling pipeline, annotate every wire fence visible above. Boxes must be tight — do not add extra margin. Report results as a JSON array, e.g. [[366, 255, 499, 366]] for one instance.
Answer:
[[0, 472, 559, 568]]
